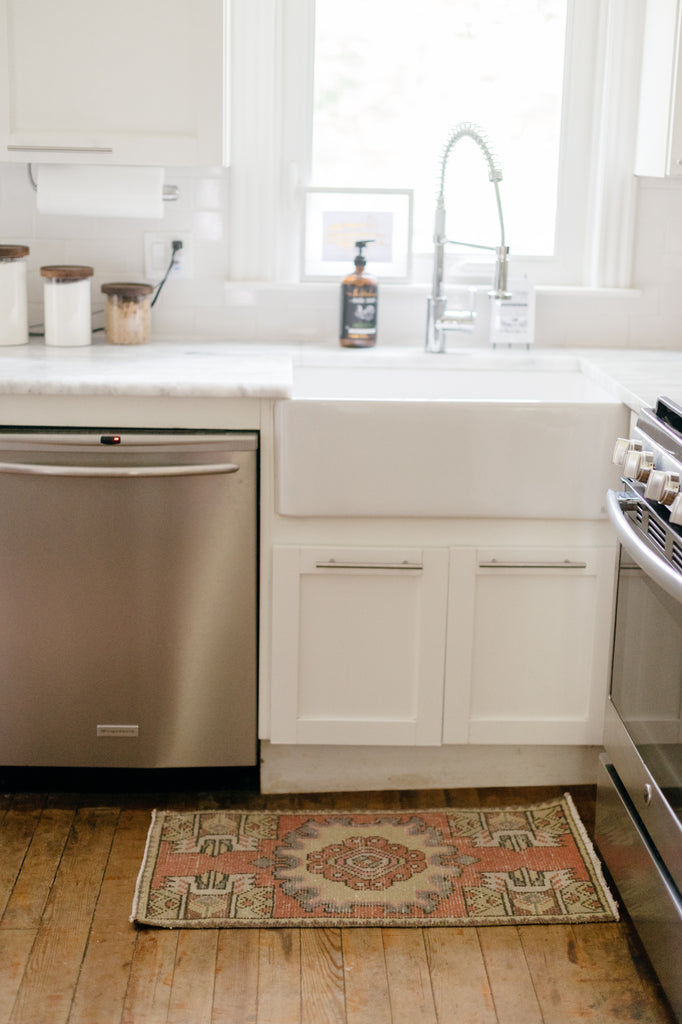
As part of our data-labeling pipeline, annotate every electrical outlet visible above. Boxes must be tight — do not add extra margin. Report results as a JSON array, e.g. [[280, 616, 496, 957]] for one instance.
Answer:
[[144, 232, 193, 281]]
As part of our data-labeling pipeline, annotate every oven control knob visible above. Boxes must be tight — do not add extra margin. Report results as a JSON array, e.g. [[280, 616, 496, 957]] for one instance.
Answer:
[[612, 437, 642, 466], [645, 470, 680, 505], [669, 493, 682, 526], [622, 449, 655, 481]]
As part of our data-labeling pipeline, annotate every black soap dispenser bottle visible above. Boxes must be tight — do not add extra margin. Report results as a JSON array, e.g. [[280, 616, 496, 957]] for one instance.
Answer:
[[340, 239, 378, 347]]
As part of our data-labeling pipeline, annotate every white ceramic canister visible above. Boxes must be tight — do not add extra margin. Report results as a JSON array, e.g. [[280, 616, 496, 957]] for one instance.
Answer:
[[101, 282, 154, 345], [40, 265, 94, 347], [0, 244, 30, 346]]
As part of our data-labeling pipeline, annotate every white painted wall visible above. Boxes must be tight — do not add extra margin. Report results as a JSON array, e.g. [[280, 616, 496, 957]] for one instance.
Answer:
[[0, 162, 680, 350]]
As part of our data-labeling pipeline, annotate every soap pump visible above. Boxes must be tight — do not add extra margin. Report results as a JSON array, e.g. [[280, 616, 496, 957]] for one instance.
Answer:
[[340, 239, 378, 347]]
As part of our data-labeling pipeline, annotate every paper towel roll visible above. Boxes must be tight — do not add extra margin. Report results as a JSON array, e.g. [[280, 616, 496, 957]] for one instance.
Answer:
[[36, 165, 165, 219]]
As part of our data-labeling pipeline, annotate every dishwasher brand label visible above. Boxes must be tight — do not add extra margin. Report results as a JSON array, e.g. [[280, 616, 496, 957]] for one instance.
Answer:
[[97, 724, 139, 737]]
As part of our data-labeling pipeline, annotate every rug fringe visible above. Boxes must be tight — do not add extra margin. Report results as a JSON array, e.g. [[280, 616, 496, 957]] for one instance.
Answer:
[[562, 790, 619, 921], [130, 808, 158, 925]]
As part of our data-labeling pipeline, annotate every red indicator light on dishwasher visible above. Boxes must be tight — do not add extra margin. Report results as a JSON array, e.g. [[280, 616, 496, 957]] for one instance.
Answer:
[[100, 434, 121, 445]]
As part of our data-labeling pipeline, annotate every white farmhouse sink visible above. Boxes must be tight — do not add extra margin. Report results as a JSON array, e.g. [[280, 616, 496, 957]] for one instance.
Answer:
[[293, 364, 613, 402], [276, 350, 630, 518]]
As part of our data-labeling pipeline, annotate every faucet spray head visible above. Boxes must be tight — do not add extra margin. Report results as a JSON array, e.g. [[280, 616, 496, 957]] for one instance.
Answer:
[[490, 245, 511, 300]]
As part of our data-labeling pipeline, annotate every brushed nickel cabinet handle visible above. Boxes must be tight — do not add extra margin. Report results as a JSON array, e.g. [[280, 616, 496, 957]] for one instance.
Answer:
[[8, 144, 114, 154], [478, 559, 587, 569], [315, 560, 423, 571]]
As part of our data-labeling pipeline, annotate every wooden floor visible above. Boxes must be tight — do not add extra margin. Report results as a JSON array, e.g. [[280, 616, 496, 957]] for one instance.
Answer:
[[0, 778, 676, 1024]]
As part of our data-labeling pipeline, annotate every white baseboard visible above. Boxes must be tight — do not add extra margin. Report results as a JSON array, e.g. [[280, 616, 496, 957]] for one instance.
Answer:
[[259, 742, 602, 794]]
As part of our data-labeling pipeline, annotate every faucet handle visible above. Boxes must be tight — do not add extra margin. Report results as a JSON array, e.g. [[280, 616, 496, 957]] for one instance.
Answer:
[[489, 245, 511, 300]]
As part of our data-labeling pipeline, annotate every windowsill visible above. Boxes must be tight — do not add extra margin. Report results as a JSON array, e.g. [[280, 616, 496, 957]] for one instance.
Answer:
[[224, 280, 643, 299]]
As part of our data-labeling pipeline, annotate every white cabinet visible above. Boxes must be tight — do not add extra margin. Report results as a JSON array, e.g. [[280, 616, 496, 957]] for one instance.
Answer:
[[0, 0, 228, 166], [635, 0, 682, 176], [444, 546, 617, 746], [270, 546, 449, 745], [268, 540, 617, 749]]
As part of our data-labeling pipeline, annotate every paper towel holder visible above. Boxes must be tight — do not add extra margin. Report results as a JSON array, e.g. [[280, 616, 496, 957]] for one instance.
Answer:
[[26, 164, 179, 203]]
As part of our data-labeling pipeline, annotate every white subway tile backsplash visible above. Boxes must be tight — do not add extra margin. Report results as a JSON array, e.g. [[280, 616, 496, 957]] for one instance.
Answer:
[[1, 165, 681, 348], [191, 210, 224, 242], [194, 303, 256, 339], [194, 176, 226, 210], [35, 211, 97, 241], [148, 303, 196, 337]]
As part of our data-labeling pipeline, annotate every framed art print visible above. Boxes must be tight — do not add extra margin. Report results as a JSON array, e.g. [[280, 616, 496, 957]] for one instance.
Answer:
[[302, 188, 413, 281]]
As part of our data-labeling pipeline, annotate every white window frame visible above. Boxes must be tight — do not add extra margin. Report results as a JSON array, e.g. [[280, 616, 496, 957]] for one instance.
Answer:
[[228, 0, 645, 289]]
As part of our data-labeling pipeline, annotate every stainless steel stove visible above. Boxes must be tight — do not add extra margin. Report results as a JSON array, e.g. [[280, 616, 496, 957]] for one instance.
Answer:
[[596, 396, 682, 1020]]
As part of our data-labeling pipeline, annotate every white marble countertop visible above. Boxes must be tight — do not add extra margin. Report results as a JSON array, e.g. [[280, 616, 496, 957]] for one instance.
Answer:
[[0, 339, 293, 398], [575, 349, 682, 412], [0, 337, 679, 412]]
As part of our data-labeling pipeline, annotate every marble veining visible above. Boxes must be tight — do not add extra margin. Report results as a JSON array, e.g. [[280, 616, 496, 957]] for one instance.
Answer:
[[0, 339, 293, 398], [0, 338, 680, 411]]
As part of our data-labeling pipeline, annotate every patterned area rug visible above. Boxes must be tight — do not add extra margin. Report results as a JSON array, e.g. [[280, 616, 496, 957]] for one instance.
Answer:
[[131, 794, 618, 928]]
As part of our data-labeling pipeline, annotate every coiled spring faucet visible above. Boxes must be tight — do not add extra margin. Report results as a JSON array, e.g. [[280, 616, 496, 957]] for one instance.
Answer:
[[425, 122, 510, 353]]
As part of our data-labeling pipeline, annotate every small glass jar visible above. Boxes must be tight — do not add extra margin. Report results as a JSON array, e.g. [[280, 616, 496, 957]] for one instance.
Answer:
[[40, 265, 94, 347], [101, 282, 154, 345], [0, 244, 30, 346]]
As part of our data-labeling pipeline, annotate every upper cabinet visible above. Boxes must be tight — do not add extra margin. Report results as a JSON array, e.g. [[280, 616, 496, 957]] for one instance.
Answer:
[[636, 0, 682, 176], [0, 0, 228, 167]]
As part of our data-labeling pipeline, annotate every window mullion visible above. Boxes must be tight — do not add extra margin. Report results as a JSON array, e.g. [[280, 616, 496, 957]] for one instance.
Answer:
[[584, 0, 646, 289], [229, 0, 314, 282]]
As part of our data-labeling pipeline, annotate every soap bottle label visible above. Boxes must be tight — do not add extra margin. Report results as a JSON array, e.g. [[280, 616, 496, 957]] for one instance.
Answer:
[[341, 284, 377, 343]]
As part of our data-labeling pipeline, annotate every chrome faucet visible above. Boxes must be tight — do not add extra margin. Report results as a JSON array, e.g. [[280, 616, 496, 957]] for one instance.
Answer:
[[425, 122, 510, 353]]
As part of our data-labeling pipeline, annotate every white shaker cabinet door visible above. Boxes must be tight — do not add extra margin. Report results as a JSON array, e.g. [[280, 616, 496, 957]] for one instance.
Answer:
[[444, 546, 617, 746], [270, 546, 449, 746], [0, 0, 227, 166]]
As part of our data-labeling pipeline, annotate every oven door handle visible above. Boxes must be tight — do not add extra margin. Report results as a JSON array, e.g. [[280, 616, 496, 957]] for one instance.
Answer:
[[607, 489, 682, 603]]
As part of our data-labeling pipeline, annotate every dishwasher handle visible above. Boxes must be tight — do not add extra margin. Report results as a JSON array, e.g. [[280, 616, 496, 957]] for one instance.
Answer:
[[0, 461, 240, 479]]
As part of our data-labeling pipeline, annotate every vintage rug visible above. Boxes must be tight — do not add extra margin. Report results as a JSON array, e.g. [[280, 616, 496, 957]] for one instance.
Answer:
[[131, 794, 618, 928]]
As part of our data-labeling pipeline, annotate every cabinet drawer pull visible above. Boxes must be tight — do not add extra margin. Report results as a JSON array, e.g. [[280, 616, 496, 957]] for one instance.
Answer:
[[478, 558, 587, 569], [8, 144, 114, 154], [315, 560, 423, 571]]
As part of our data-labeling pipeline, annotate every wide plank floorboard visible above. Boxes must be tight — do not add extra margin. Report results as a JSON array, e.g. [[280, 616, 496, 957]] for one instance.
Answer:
[[68, 808, 149, 1024], [0, 930, 36, 1024], [382, 929, 438, 1024], [0, 794, 47, 921], [0, 782, 676, 1024], [167, 930, 219, 1024], [256, 928, 301, 1024], [7, 806, 119, 1024], [475, 924, 544, 1024], [425, 927, 497, 1024], [301, 928, 346, 1024], [121, 929, 178, 1024], [212, 929, 260, 1024], [0, 807, 74, 930], [342, 929, 391, 1024]]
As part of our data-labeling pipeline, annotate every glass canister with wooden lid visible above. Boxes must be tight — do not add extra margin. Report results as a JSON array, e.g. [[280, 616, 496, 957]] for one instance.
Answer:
[[0, 244, 29, 346], [101, 282, 154, 345], [40, 265, 94, 347]]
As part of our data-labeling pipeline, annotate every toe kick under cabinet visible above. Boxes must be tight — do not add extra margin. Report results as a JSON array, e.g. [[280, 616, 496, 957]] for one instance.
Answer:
[[269, 542, 617, 747]]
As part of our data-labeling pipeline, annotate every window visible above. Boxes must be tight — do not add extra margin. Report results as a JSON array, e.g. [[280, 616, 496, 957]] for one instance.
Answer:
[[312, 1, 567, 259], [229, 0, 643, 289]]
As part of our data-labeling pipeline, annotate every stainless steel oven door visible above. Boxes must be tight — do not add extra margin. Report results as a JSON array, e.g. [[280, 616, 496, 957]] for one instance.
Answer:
[[605, 489, 682, 890]]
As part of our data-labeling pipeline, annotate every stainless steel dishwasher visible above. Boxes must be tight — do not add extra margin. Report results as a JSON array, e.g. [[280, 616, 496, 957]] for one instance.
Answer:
[[0, 428, 258, 768]]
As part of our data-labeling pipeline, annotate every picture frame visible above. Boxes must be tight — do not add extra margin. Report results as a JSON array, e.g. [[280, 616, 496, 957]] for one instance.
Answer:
[[302, 187, 413, 282]]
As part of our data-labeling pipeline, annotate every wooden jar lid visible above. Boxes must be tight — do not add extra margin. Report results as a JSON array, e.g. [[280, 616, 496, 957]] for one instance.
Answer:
[[101, 282, 154, 299], [40, 265, 94, 281], [0, 245, 29, 259]]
